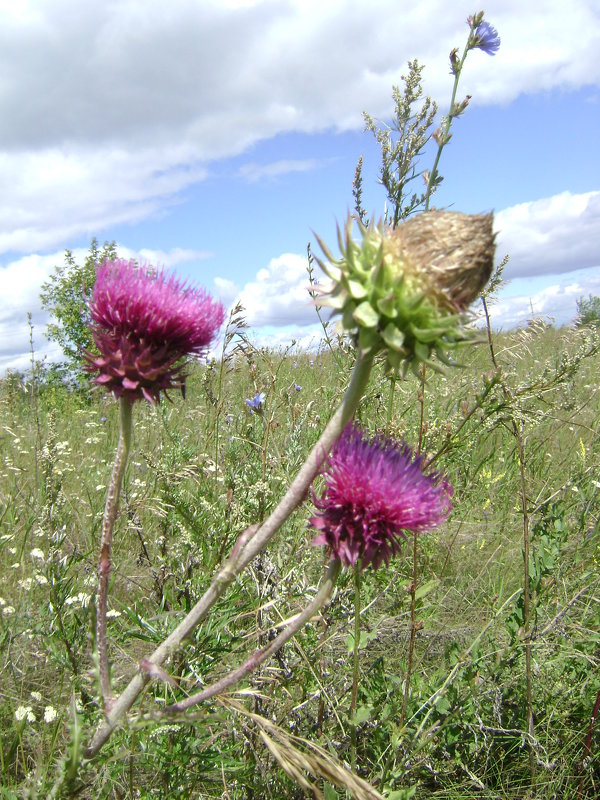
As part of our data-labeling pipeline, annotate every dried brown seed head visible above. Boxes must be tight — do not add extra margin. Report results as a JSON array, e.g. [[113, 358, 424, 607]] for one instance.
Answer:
[[386, 210, 496, 310]]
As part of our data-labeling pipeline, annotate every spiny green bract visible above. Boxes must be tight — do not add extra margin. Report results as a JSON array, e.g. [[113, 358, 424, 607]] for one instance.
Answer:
[[313, 214, 493, 377]]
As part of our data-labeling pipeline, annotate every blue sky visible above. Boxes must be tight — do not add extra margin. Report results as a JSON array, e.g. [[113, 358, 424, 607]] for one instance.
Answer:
[[0, 0, 599, 372]]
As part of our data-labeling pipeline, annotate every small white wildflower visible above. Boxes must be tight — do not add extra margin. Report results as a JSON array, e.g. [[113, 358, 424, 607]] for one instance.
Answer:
[[31, 691, 42, 702], [0, 597, 5, 606], [95, 485, 105, 491], [2, 605, 15, 616], [15, 705, 36, 723], [11, 562, 20, 569], [44, 706, 57, 723], [64, 592, 90, 608], [106, 609, 121, 619], [30, 548, 45, 563], [18, 578, 33, 590]]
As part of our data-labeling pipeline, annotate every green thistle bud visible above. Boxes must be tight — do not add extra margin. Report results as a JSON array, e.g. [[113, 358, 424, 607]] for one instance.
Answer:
[[313, 211, 495, 376]]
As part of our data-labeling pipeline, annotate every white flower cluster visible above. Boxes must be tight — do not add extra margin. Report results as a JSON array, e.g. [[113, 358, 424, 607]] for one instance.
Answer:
[[0, 597, 15, 616]]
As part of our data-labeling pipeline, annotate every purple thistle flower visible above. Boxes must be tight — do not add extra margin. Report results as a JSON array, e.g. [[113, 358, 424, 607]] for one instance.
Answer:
[[245, 392, 266, 412], [472, 20, 500, 55], [86, 259, 224, 403], [310, 424, 453, 571]]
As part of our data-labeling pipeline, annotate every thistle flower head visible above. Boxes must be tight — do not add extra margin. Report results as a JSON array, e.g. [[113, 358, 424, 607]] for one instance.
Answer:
[[310, 424, 452, 571], [313, 211, 495, 376], [471, 20, 501, 55], [86, 259, 224, 403]]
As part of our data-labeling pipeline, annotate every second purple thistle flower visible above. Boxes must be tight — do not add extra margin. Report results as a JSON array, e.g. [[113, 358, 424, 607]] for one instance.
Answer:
[[310, 424, 453, 571], [87, 259, 225, 403]]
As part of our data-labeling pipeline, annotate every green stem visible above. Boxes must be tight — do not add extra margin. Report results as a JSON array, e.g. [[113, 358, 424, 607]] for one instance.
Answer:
[[400, 530, 419, 727], [350, 561, 362, 772], [385, 376, 396, 432], [97, 397, 133, 710], [424, 27, 475, 211]]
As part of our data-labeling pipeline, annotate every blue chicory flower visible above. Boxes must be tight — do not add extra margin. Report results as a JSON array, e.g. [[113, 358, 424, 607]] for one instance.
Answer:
[[473, 20, 500, 55], [293, 383, 302, 392], [245, 392, 265, 412]]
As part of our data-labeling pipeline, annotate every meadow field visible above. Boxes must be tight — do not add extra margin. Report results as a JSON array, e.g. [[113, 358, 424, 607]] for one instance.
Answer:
[[1, 316, 599, 799]]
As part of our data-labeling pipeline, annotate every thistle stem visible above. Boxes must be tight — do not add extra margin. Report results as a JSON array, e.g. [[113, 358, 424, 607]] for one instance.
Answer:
[[97, 397, 132, 711], [85, 350, 374, 757], [350, 561, 362, 772], [167, 558, 341, 712]]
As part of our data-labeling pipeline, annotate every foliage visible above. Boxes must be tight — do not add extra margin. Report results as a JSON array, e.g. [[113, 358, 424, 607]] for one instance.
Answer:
[[360, 60, 437, 226], [40, 239, 117, 380], [576, 293, 600, 328], [1, 323, 600, 797]]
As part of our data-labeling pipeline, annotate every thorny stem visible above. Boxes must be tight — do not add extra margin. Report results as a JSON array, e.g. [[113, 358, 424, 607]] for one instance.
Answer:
[[167, 559, 341, 712], [350, 561, 362, 772], [97, 397, 132, 711], [85, 351, 374, 757]]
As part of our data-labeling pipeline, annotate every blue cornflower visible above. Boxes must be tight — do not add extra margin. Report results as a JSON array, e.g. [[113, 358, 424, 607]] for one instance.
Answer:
[[245, 392, 265, 412], [473, 20, 500, 55], [293, 382, 302, 392]]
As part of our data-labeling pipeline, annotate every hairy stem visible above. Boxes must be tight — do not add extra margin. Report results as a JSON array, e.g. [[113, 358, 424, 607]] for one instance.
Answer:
[[85, 351, 374, 757], [97, 397, 132, 710]]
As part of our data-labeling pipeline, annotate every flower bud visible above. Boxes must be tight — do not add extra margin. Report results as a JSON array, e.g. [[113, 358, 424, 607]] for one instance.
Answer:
[[449, 47, 460, 75], [313, 211, 495, 376]]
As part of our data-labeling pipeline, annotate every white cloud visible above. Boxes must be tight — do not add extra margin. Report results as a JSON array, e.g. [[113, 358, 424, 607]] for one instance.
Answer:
[[0, 146, 206, 254], [0, 0, 597, 254], [239, 159, 324, 182], [495, 191, 600, 277], [237, 253, 318, 327], [485, 267, 600, 329]]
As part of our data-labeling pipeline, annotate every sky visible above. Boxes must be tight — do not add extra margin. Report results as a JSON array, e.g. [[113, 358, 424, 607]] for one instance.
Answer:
[[0, 0, 599, 374]]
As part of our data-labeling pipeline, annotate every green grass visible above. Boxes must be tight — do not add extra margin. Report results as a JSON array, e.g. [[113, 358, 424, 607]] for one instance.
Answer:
[[1, 323, 599, 798]]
